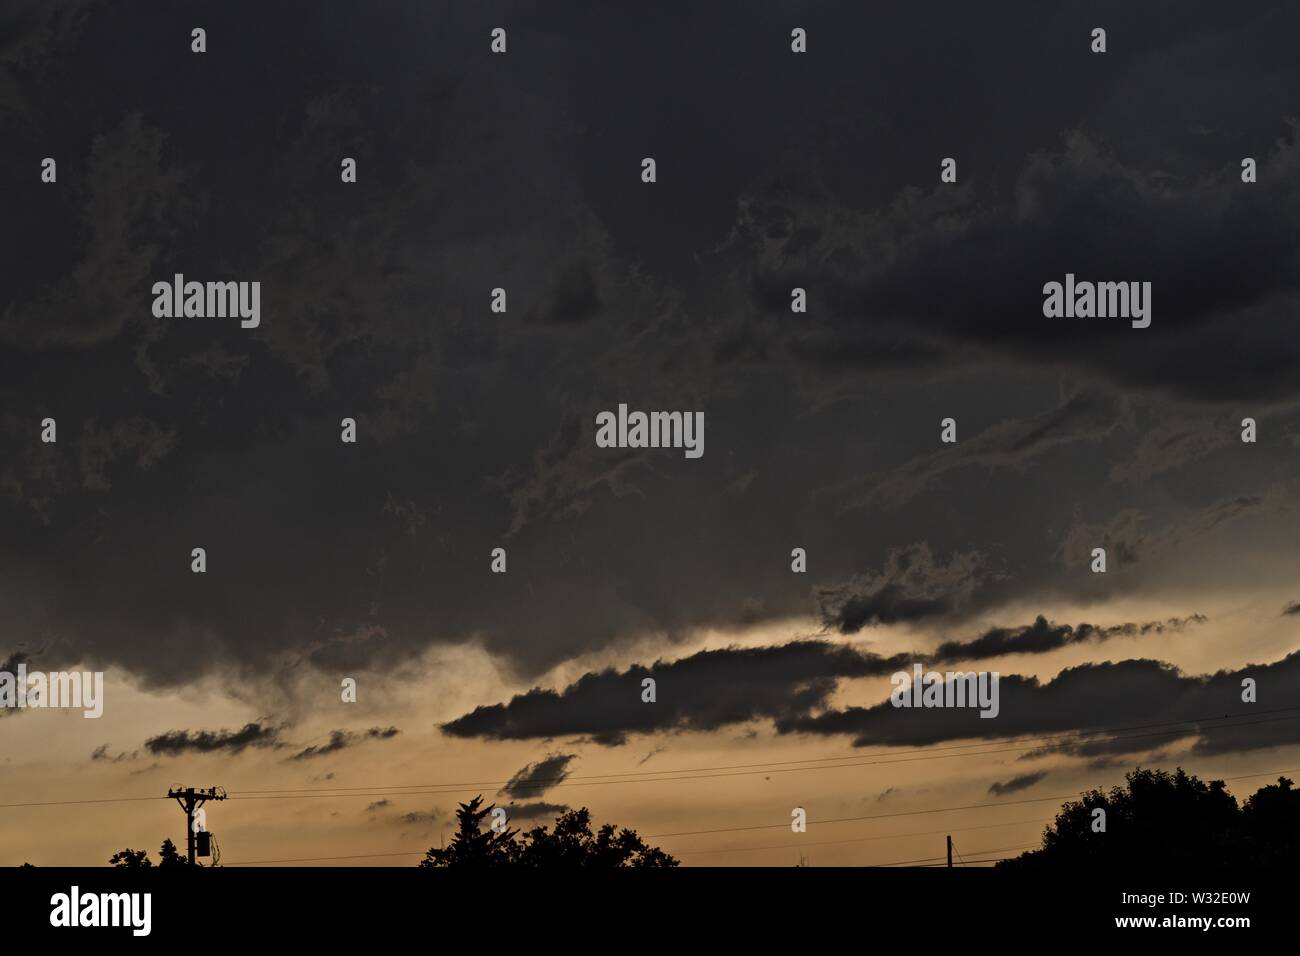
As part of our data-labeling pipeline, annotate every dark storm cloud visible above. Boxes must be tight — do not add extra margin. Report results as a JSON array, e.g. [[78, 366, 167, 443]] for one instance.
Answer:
[[442, 641, 912, 747], [785, 330, 949, 372], [1057, 482, 1295, 572], [931, 614, 1206, 662], [1109, 416, 1232, 483], [506, 801, 568, 823], [817, 544, 993, 633], [1019, 732, 1185, 763], [74, 417, 176, 491], [499, 753, 577, 799], [442, 614, 1203, 745], [742, 127, 1300, 404], [3, 0, 1299, 700], [989, 772, 1047, 797], [779, 651, 1300, 756], [288, 730, 352, 761], [0, 111, 199, 350], [0, 1, 95, 116], [89, 743, 135, 763], [144, 722, 281, 756], [527, 260, 603, 325], [0, 652, 27, 675], [839, 388, 1133, 510], [289, 725, 401, 761], [399, 807, 440, 825]]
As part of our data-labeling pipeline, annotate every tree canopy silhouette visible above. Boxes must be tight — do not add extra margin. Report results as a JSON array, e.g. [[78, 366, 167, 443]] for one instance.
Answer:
[[109, 838, 191, 869], [999, 767, 1298, 871], [108, 847, 151, 869], [157, 838, 188, 868], [420, 795, 678, 868]]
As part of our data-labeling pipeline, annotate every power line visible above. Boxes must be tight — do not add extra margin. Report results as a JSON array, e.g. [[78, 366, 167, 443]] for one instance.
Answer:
[[952, 840, 967, 867], [34, 762, 1294, 867], [2, 729, 1296, 812], [643, 766, 1300, 838], [659, 801, 1030, 839], [220, 839, 1043, 868], [148, 710, 1300, 812], [218, 712, 1300, 799], [916, 855, 1018, 867], [877, 843, 1036, 867], [208, 763, 1300, 866], [683, 816, 1050, 854], [3, 707, 1296, 812], [226, 851, 425, 866], [0, 795, 167, 809], [224, 704, 1300, 798]]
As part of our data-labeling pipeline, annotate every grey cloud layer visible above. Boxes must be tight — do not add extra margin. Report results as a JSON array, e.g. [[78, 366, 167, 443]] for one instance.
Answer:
[[932, 614, 1205, 662], [780, 654, 1300, 755], [1, 1, 1298, 704], [443, 641, 915, 747], [288, 725, 400, 761], [144, 722, 281, 756], [499, 753, 577, 799], [442, 616, 1242, 753], [989, 772, 1048, 797]]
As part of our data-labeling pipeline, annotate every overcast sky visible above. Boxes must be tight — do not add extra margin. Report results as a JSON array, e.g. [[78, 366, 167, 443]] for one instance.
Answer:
[[3, 0, 1300, 867]]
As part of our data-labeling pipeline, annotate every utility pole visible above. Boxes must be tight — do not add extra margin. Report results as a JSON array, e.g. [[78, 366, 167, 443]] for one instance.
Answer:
[[946, 834, 953, 868], [167, 786, 227, 865]]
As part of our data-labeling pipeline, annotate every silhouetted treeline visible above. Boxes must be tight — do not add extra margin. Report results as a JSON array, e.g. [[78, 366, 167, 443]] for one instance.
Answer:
[[420, 795, 678, 868], [109, 838, 189, 868], [999, 767, 1298, 870]]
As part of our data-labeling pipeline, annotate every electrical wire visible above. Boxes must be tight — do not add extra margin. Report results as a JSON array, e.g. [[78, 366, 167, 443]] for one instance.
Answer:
[[3, 708, 1296, 811]]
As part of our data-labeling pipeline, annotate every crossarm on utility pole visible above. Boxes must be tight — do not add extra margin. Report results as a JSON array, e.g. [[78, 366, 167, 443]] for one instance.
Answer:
[[167, 786, 227, 865]]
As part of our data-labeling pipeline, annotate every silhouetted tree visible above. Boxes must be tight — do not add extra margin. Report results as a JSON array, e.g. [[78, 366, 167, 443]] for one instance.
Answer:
[[157, 838, 188, 868], [108, 847, 153, 868], [420, 796, 678, 868], [109, 838, 193, 869], [1238, 775, 1298, 867], [515, 807, 678, 868], [419, 795, 518, 868], [999, 767, 1295, 871]]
